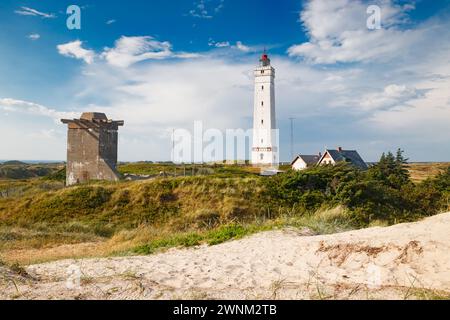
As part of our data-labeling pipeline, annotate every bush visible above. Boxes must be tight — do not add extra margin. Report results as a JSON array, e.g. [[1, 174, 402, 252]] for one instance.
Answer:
[[43, 168, 66, 181], [264, 163, 361, 209], [264, 153, 449, 227]]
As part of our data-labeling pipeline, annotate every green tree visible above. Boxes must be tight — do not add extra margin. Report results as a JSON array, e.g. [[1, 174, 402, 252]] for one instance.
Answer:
[[368, 149, 411, 189]]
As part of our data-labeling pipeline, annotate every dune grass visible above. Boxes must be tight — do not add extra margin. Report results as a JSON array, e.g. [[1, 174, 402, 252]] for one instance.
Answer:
[[0, 176, 271, 264], [0, 172, 356, 264], [0, 207, 355, 265], [407, 163, 449, 183], [117, 162, 261, 178], [0, 162, 448, 265]]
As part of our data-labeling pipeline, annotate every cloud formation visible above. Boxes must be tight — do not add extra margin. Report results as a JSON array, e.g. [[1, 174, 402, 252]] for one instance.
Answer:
[[15, 6, 55, 18], [208, 39, 254, 52], [58, 36, 201, 68], [28, 33, 41, 41], [235, 41, 251, 52], [359, 84, 422, 111], [5, 1, 450, 162], [101, 36, 174, 67], [57, 40, 96, 64], [0, 98, 77, 121], [189, 0, 225, 19], [287, 0, 421, 64]]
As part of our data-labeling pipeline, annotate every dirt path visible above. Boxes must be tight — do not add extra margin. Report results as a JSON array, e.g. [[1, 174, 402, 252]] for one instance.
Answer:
[[1, 212, 450, 300]]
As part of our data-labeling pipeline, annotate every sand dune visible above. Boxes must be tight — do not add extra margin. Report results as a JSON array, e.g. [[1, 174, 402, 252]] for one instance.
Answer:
[[1, 212, 450, 300]]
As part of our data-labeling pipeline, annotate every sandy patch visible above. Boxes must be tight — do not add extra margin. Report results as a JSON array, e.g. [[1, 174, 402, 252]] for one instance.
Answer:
[[1, 212, 450, 300]]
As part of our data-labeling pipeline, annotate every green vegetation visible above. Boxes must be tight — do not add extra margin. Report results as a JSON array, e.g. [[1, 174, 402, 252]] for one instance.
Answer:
[[0, 162, 63, 180], [0, 179, 64, 198], [265, 149, 450, 225], [0, 152, 448, 265], [133, 224, 272, 255], [407, 162, 450, 183], [118, 162, 260, 177]]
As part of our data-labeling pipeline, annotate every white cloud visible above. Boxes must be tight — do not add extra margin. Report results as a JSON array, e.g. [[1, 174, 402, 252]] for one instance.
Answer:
[[188, 0, 225, 19], [15, 6, 55, 18], [57, 40, 96, 64], [101, 36, 174, 67], [79, 59, 253, 128], [173, 52, 204, 59], [208, 39, 230, 48], [0, 98, 77, 121], [58, 36, 201, 68], [6, 39, 450, 162], [9, 2, 450, 162], [27, 129, 59, 140], [287, 0, 422, 64], [106, 19, 116, 25], [208, 40, 254, 53], [358, 84, 421, 111], [28, 33, 41, 41], [214, 41, 230, 48], [235, 41, 251, 52]]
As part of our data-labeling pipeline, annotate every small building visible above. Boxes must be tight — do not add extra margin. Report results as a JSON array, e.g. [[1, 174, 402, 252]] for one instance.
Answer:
[[61, 112, 124, 186], [317, 147, 368, 170], [291, 154, 321, 171], [260, 168, 284, 176]]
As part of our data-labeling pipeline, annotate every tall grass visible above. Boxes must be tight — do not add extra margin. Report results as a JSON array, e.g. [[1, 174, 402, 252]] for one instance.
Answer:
[[0, 162, 448, 265]]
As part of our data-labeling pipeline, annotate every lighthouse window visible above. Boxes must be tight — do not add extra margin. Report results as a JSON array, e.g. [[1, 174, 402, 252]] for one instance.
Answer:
[[261, 120, 264, 125], [261, 85, 264, 90], [261, 70, 265, 74], [261, 139, 264, 143], [261, 101, 264, 106], [260, 154, 264, 160]]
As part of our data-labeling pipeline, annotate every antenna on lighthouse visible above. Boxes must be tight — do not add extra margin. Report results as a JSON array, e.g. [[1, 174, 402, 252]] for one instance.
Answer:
[[289, 118, 295, 161], [171, 128, 175, 162]]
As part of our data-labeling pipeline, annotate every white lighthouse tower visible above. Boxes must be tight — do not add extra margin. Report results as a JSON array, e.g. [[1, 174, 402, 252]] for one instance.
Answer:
[[251, 52, 278, 166]]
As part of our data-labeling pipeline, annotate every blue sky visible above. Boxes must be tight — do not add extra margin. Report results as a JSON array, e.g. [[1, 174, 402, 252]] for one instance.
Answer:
[[1, 0, 450, 162]]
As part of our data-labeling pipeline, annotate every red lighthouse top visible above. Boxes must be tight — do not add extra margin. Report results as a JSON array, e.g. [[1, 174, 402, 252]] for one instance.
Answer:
[[260, 50, 270, 66]]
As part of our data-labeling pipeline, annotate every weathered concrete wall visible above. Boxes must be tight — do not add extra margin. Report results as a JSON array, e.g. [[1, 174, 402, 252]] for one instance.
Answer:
[[62, 113, 123, 186]]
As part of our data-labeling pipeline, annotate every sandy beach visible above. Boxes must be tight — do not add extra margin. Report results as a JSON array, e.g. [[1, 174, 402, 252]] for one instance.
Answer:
[[1, 212, 450, 300]]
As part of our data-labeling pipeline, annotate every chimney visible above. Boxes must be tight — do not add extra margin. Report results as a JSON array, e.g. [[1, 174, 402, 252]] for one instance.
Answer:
[[318, 152, 322, 157], [338, 147, 343, 152]]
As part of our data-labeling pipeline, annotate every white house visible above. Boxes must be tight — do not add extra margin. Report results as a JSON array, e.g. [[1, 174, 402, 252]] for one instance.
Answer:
[[317, 147, 368, 170], [291, 154, 320, 171]]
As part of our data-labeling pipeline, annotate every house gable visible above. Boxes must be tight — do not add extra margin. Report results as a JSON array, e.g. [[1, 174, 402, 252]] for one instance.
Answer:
[[318, 149, 367, 170], [291, 154, 320, 171], [292, 156, 307, 170], [318, 151, 336, 165]]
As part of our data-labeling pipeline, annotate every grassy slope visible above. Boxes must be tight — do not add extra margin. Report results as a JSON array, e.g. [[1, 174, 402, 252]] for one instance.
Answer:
[[407, 163, 450, 183], [0, 163, 64, 180], [0, 174, 353, 264], [0, 162, 448, 265], [0, 176, 264, 262]]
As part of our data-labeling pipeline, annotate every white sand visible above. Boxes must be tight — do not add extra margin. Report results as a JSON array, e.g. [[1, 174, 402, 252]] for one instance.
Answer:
[[1, 212, 450, 300]]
